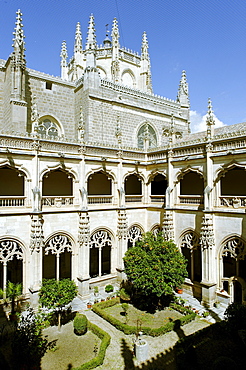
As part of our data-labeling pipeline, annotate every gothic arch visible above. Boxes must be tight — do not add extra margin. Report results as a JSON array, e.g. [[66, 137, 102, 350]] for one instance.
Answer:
[[97, 66, 107, 79], [0, 160, 31, 180], [214, 161, 246, 185], [136, 121, 158, 149], [43, 232, 75, 280], [219, 235, 246, 302], [0, 236, 26, 291], [123, 170, 145, 184], [89, 228, 114, 278], [147, 170, 167, 184], [40, 164, 78, 182], [127, 224, 144, 248], [38, 114, 64, 137], [85, 168, 116, 184], [121, 68, 136, 88], [150, 224, 162, 236], [179, 229, 202, 283], [175, 166, 205, 184]]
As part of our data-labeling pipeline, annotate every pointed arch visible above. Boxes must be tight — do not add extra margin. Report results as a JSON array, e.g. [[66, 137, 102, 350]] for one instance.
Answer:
[[127, 224, 144, 249], [214, 161, 246, 185], [43, 232, 75, 280], [121, 68, 136, 88], [38, 114, 64, 138], [97, 66, 107, 79], [179, 230, 201, 282], [89, 228, 114, 278], [136, 121, 158, 149]]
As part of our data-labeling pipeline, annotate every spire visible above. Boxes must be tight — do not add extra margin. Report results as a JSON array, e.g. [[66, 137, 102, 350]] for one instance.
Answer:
[[206, 98, 215, 139], [177, 70, 189, 106], [140, 31, 152, 93], [111, 18, 120, 50], [86, 14, 96, 51], [74, 22, 83, 54], [12, 9, 25, 63], [85, 14, 97, 69], [141, 31, 149, 60], [60, 41, 68, 80], [111, 18, 120, 82]]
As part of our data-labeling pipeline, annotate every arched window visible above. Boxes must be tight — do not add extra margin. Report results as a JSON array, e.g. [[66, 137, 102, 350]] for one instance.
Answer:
[[121, 70, 135, 88], [125, 174, 142, 195], [43, 234, 72, 280], [88, 171, 111, 195], [180, 231, 201, 283], [150, 174, 167, 204], [42, 169, 73, 196], [38, 118, 60, 139], [137, 124, 157, 149], [0, 166, 24, 196], [0, 239, 24, 290], [221, 237, 246, 302], [179, 171, 204, 205], [89, 230, 112, 278], [221, 168, 246, 196], [127, 226, 142, 249]]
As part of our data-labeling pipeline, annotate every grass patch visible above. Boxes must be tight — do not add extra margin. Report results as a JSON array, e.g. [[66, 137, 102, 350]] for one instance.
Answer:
[[93, 298, 196, 336]]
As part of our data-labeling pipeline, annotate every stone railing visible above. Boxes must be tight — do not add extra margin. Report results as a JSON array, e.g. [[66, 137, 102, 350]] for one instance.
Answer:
[[219, 196, 246, 208], [42, 196, 74, 208], [150, 195, 165, 204], [0, 196, 26, 207], [179, 195, 204, 205], [125, 195, 143, 203], [88, 196, 113, 205]]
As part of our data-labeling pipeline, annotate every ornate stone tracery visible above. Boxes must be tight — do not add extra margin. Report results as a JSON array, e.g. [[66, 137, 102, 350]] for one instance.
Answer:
[[180, 231, 200, 250], [127, 226, 142, 247], [90, 230, 112, 249], [117, 209, 128, 240], [0, 240, 24, 263], [30, 214, 44, 253], [78, 212, 90, 245], [44, 234, 72, 256], [221, 237, 246, 260], [162, 211, 174, 241]]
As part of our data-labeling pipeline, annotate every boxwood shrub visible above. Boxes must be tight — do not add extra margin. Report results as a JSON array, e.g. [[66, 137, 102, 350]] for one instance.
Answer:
[[73, 321, 110, 370], [105, 284, 114, 293], [92, 298, 196, 337], [73, 313, 88, 335]]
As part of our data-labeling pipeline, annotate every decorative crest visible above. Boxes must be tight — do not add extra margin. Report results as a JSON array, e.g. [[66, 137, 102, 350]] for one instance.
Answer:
[[60, 41, 68, 66]]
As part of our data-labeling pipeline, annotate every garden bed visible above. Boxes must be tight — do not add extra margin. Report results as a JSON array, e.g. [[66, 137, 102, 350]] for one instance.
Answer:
[[92, 298, 196, 336]]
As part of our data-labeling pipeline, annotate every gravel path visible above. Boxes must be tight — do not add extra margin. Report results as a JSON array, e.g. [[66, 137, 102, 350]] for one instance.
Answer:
[[84, 310, 210, 370]]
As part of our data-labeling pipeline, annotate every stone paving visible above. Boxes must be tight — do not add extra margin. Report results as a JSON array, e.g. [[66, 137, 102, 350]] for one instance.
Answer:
[[69, 289, 228, 370]]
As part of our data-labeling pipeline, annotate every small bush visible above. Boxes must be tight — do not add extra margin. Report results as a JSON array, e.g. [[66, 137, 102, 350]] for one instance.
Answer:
[[105, 284, 114, 293], [74, 313, 88, 335]]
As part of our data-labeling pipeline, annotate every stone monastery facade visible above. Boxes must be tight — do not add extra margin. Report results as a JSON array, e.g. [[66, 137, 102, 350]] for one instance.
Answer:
[[0, 10, 246, 307]]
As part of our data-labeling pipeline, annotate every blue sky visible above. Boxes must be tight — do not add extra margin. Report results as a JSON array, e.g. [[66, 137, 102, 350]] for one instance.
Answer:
[[1, 0, 245, 132]]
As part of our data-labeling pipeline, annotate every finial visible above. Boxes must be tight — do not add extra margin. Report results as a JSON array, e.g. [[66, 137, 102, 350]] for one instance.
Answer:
[[141, 31, 149, 60], [103, 23, 111, 48], [12, 9, 25, 56], [177, 70, 189, 104], [74, 22, 82, 54], [60, 41, 68, 66], [111, 18, 120, 47], [206, 98, 215, 126], [86, 14, 96, 50]]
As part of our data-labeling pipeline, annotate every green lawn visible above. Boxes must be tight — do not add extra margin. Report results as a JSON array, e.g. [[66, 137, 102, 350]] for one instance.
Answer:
[[104, 303, 183, 329]]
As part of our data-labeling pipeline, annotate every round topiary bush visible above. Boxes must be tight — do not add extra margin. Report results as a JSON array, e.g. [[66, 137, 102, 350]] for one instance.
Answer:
[[105, 284, 114, 293], [73, 313, 88, 335]]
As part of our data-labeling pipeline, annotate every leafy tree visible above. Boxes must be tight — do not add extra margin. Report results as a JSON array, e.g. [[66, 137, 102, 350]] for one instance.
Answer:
[[12, 308, 55, 369], [0, 281, 22, 315], [123, 232, 188, 299], [39, 278, 77, 329]]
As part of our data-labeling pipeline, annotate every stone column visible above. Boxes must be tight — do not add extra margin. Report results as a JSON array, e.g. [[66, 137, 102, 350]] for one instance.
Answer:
[[77, 211, 90, 298], [29, 213, 44, 308], [116, 208, 128, 281], [200, 213, 217, 307]]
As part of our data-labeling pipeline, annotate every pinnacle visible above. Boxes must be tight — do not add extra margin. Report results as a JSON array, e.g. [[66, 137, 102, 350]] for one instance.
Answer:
[[74, 22, 82, 54], [206, 98, 215, 126], [12, 9, 25, 50], [86, 14, 96, 50]]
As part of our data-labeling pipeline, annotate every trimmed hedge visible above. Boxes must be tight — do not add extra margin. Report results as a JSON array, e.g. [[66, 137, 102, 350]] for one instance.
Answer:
[[73, 321, 110, 370], [74, 313, 88, 335], [92, 298, 196, 337]]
